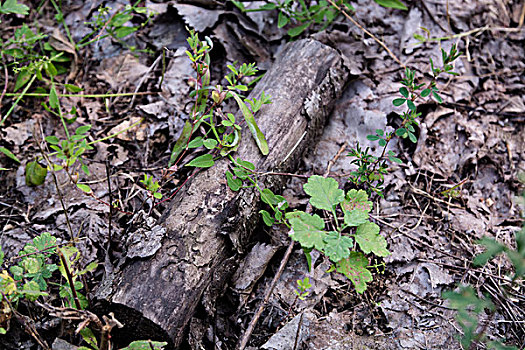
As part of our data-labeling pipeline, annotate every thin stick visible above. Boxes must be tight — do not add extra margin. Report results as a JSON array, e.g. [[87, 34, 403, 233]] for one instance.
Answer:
[[2, 91, 156, 98], [327, 0, 405, 68], [237, 240, 295, 350]]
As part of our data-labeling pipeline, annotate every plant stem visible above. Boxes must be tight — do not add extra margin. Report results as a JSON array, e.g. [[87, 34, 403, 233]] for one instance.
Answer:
[[57, 248, 82, 310], [2, 91, 155, 98], [0, 74, 37, 126]]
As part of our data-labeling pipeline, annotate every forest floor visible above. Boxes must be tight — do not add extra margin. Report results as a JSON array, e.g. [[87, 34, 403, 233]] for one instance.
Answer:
[[0, 0, 524, 349]]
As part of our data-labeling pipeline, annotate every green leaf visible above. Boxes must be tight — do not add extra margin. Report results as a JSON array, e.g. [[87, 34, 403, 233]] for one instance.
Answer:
[[186, 154, 214, 168], [79, 328, 98, 349], [49, 84, 59, 109], [120, 340, 168, 350], [76, 184, 92, 194], [231, 92, 269, 155], [0, 147, 20, 163], [393, 98, 406, 106], [31, 232, 56, 252], [408, 131, 417, 143], [303, 175, 344, 211], [344, 208, 369, 227], [399, 87, 409, 98], [22, 280, 45, 301], [226, 171, 242, 191], [14, 70, 31, 92], [366, 135, 380, 141], [373, 0, 407, 10], [473, 237, 506, 267], [378, 139, 386, 147], [354, 222, 389, 257], [188, 136, 203, 149], [286, 211, 327, 251], [432, 90, 443, 103], [406, 99, 416, 111], [342, 189, 372, 213], [278, 11, 289, 28], [45, 135, 60, 145], [0, 0, 30, 15], [323, 231, 353, 262], [203, 138, 218, 149], [388, 150, 403, 164], [287, 21, 311, 37], [169, 121, 192, 166], [25, 161, 48, 186], [336, 252, 373, 293], [75, 125, 91, 135], [114, 26, 137, 38], [64, 84, 83, 93], [260, 210, 275, 227], [421, 88, 431, 97]]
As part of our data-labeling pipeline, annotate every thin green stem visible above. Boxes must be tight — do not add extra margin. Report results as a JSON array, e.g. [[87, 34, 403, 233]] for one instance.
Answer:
[[2, 91, 155, 98], [0, 74, 37, 127]]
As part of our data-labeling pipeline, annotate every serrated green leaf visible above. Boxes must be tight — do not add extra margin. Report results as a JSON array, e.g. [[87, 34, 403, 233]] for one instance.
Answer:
[[31, 232, 56, 252], [336, 252, 373, 293], [287, 211, 327, 251], [25, 161, 48, 186], [342, 189, 372, 213], [0, 0, 30, 15], [231, 92, 268, 155], [186, 154, 214, 168], [0, 147, 20, 163], [354, 222, 389, 257], [344, 208, 369, 227], [323, 231, 353, 262], [303, 175, 344, 211]]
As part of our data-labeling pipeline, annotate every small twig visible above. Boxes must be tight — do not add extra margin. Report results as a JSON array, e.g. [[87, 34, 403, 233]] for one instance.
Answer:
[[129, 54, 162, 108], [323, 142, 347, 177], [237, 240, 296, 350], [327, 0, 405, 68], [2, 91, 155, 98]]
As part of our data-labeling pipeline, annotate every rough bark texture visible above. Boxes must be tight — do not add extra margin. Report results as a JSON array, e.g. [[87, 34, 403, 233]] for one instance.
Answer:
[[94, 39, 350, 348]]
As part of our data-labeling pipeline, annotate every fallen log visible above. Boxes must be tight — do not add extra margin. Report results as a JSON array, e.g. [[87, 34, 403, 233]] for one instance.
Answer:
[[94, 38, 350, 348]]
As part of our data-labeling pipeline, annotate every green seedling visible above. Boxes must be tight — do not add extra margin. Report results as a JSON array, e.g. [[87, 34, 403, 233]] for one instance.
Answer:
[[348, 44, 462, 196], [140, 174, 163, 200], [294, 277, 312, 301]]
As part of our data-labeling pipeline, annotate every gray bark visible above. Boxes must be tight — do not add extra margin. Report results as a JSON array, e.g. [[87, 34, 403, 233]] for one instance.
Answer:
[[94, 38, 350, 348]]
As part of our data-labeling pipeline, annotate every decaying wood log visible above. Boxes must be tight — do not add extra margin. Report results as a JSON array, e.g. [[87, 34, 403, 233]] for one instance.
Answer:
[[94, 38, 350, 348]]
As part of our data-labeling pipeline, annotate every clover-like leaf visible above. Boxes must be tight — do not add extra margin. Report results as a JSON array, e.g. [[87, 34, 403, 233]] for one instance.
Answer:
[[344, 209, 369, 227], [354, 222, 390, 257], [323, 231, 353, 262], [303, 175, 344, 211], [336, 252, 373, 293], [342, 189, 372, 213], [286, 211, 327, 251]]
